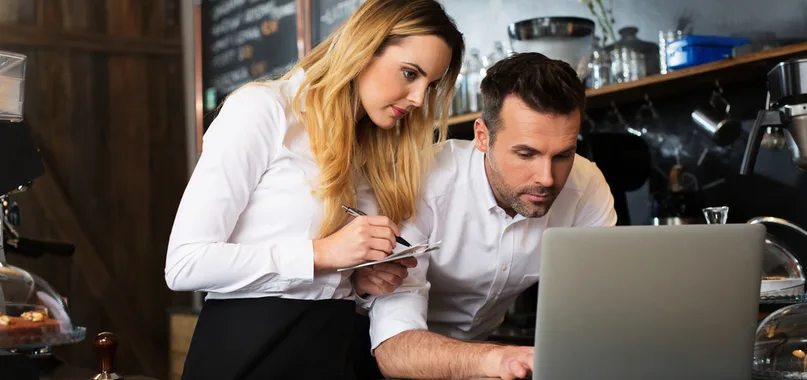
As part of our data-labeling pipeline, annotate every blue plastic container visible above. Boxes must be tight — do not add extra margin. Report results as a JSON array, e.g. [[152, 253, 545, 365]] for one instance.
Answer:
[[665, 35, 750, 70]]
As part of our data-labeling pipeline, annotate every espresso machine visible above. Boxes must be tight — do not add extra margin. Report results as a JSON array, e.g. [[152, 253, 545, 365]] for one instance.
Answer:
[[741, 58, 807, 175]]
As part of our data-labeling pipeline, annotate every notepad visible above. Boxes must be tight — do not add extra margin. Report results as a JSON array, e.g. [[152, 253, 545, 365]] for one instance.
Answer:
[[336, 240, 441, 272]]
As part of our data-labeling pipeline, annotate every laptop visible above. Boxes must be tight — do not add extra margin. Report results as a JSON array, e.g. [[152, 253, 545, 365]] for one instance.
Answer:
[[533, 224, 766, 380]]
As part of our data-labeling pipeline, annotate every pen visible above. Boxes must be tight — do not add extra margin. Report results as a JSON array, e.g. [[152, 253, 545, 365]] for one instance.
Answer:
[[341, 204, 411, 247]]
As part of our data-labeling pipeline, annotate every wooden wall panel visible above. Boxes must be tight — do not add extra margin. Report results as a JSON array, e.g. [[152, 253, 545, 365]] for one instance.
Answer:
[[169, 313, 198, 380], [1, 0, 188, 378], [106, 0, 167, 38], [149, 56, 189, 309], [39, 0, 106, 32], [0, 0, 36, 24]]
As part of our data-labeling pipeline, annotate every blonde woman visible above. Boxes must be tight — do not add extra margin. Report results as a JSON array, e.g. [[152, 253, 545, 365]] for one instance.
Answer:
[[165, 0, 464, 378]]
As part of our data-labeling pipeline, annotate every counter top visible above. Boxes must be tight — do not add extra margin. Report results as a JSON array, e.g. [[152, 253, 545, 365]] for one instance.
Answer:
[[167, 306, 200, 315]]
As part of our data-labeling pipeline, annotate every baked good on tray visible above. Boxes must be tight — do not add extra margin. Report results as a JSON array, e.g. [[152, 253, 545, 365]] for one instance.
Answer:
[[0, 310, 64, 347]]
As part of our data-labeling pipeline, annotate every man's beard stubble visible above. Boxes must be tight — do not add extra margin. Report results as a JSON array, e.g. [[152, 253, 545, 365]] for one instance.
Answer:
[[486, 154, 556, 218]]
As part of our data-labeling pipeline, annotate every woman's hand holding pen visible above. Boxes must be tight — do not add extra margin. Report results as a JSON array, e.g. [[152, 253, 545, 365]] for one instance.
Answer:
[[312, 215, 401, 271]]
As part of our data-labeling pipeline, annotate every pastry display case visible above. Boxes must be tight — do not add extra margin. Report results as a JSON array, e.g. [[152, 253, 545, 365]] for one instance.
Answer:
[[0, 264, 85, 350], [703, 207, 807, 303], [748, 217, 807, 303]]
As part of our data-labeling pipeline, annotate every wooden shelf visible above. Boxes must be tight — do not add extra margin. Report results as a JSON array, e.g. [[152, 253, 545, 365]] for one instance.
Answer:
[[446, 111, 481, 125], [446, 41, 807, 126]]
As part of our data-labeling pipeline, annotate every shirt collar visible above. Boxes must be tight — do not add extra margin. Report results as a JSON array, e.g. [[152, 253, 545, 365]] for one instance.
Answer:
[[471, 148, 500, 213], [286, 67, 307, 110]]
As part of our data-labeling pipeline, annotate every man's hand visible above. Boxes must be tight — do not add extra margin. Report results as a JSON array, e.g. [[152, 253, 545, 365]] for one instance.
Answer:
[[376, 331, 532, 380], [353, 257, 417, 295], [483, 346, 534, 380]]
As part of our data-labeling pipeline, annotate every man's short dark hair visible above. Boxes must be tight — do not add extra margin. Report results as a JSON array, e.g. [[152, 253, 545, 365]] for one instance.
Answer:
[[480, 52, 586, 144]]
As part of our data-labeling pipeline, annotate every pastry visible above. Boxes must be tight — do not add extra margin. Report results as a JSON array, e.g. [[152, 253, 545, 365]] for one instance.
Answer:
[[0, 311, 63, 347]]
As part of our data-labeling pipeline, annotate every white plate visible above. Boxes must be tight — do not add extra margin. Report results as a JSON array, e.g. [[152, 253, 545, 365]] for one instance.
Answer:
[[760, 279, 805, 293]]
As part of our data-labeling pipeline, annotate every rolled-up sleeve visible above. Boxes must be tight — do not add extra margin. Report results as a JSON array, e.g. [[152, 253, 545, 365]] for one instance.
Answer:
[[367, 253, 431, 350], [364, 198, 436, 351]]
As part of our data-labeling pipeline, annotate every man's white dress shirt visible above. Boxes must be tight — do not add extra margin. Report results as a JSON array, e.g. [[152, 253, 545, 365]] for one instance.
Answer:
[[165, 69, 360, 301], [363, 139, 617, 350]]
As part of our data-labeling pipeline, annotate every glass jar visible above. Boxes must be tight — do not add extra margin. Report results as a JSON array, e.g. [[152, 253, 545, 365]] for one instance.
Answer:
[[606, 26, 660, 82], [585, 36, 610, 89]]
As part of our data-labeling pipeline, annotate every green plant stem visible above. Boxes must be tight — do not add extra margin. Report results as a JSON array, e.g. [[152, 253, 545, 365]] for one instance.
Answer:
[[585, 2, 611, 45], [594, 0, 619, 49]]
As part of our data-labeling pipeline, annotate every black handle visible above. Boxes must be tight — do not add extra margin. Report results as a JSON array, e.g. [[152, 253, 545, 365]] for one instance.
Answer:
[[3, 236, 75, 257], [710, 90, 732, 114], [740, 110, 783, 175]]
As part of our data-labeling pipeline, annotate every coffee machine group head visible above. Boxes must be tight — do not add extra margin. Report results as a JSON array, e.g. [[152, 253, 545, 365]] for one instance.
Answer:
[[741, 58, 807, 175]]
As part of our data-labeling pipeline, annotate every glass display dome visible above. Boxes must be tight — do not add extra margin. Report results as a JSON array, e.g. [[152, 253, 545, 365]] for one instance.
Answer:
[[759, 232, 806, 302], [754, 303, 807, 379], [0, 263, 85, 350], [752, 217, 807, 303], [702, 208, 807, 303]]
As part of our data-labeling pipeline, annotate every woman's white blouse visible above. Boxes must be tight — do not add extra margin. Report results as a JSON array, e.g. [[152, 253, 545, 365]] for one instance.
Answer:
[[165, 69, 359, 301]]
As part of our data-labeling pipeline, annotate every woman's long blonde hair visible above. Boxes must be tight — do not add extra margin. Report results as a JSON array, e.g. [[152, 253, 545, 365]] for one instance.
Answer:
[[282, 0, 464, 238]]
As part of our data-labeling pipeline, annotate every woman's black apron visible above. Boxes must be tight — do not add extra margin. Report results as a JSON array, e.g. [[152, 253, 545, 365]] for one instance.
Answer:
[[181, 296, 358, 380]]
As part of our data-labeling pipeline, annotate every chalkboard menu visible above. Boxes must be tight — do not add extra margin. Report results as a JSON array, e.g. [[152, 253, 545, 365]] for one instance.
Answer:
[[309, 0, 364, 49], [201, 0, 301, 118]]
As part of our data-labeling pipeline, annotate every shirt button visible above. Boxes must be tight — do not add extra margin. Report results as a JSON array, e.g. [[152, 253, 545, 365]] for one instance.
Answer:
[[501, 265, 508, 271]]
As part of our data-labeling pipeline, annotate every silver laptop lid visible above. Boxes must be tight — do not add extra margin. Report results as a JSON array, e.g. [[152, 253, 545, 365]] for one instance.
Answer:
[[534, 224, 765, 380]]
